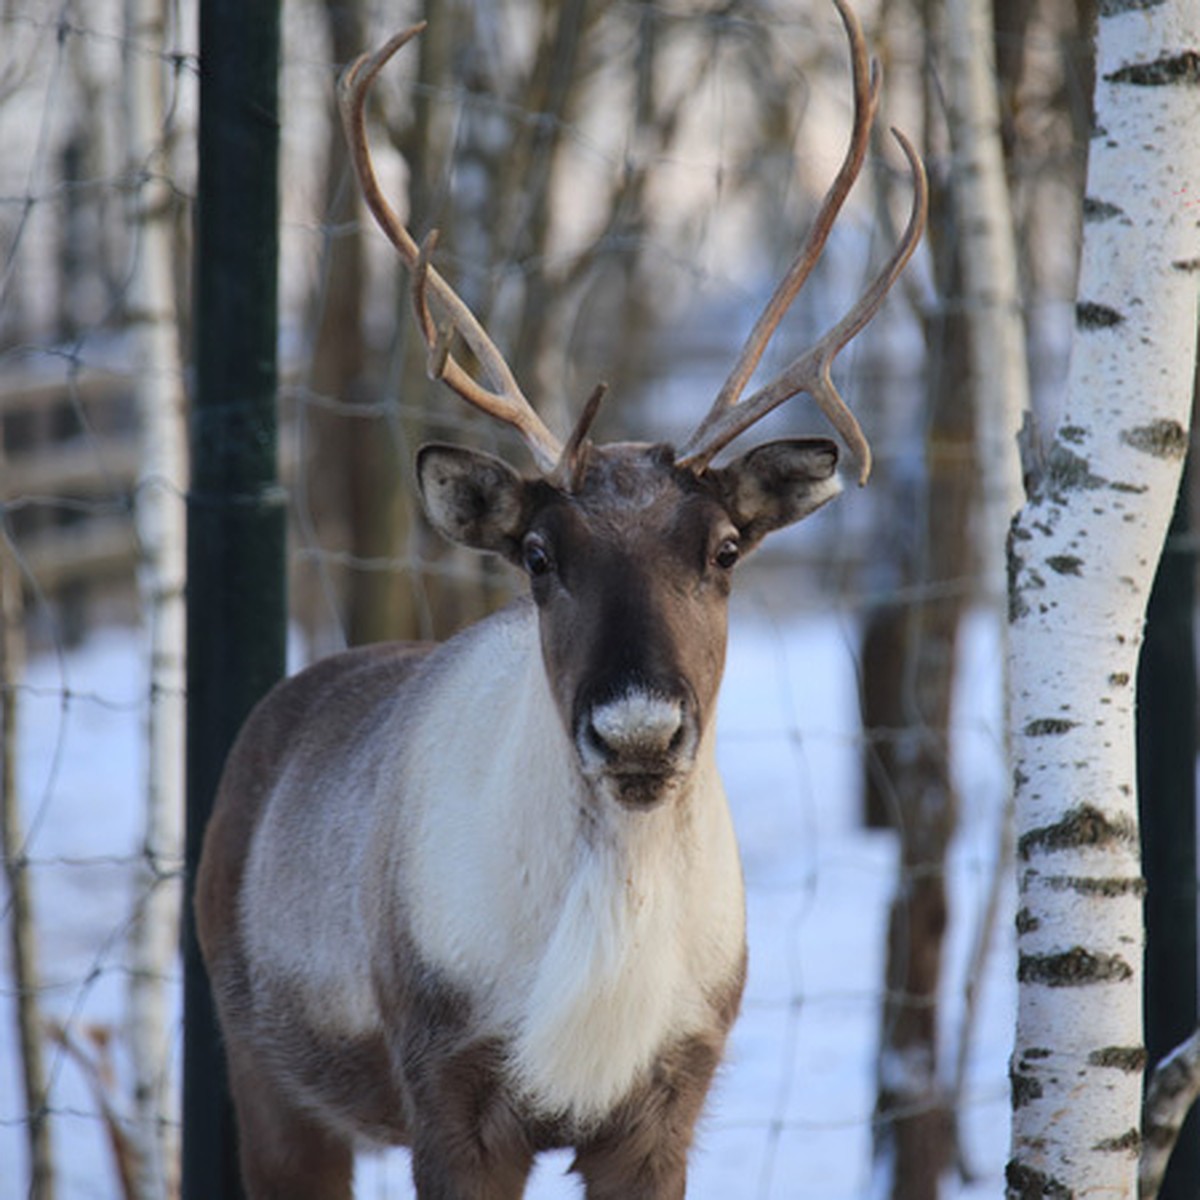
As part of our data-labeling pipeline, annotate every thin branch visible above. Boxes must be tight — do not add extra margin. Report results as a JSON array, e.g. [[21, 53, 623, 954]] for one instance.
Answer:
[[1141, 1027, 1200, 1200]]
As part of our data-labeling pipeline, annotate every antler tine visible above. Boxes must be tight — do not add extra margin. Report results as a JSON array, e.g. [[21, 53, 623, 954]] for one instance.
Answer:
[[413, 229, 454, 380], [547, 382, 609, 492], [337, 25, 563, 473], [680, 127, 928, 482], [678, 0, 926, 482]]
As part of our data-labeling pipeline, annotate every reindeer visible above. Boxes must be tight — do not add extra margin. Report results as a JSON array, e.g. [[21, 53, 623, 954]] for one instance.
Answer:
[[194, 2, 925, 1196]]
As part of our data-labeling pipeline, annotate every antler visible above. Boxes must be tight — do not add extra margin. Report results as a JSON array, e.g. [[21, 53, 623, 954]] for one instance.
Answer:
[[676, 0, 928, 483], [337, 25, 564, 473]]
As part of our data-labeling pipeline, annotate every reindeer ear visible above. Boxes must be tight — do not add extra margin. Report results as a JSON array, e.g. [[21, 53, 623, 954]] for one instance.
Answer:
[[710, 438, 842, 549], [416, 444, 532, 562]]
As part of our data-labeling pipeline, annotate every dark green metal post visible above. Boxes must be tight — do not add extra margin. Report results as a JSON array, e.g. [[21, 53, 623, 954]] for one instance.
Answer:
[[1138, 459, 1198, 1200], [183, 3, 285, 1197]]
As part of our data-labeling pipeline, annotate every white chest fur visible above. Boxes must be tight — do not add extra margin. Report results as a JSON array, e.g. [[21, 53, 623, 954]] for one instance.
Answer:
[[504, 795, 744, 1123], [401, 606, 746, 1124]]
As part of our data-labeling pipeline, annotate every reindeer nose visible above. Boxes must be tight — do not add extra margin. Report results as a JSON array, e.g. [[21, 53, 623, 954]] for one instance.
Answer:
[[576, 687, 701, 807], [587, 692, 686, 759]]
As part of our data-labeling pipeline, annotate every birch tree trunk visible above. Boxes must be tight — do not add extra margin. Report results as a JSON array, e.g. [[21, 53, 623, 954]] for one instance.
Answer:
[[1006, 3, 1200, 1195], [942, 0, 1030, 1169], [1, 515, 55, 1199], [944, 0, 1028, 594], [122, 0, 187, 1194]]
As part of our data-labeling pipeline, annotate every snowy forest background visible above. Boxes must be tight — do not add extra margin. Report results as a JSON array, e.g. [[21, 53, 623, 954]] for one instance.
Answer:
[[2, 0, 1196, 1198]]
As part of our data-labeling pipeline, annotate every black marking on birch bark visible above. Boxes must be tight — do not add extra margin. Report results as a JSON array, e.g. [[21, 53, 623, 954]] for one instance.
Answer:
[[1018, 803, 1138, 860], [1104, 50, 1200, 86], [1045, 443, 1108, 495], [1008, 531, 1030, 622], [1010, 1065, 1043, 1109], [1120, 419, 1188, 460], [1088, 1045, 1147, 1072], [1046, 555, 1083, 576], [1018, 947, 1134, 986], [1174, 257, 1200, 273], [1005, 1161, 1074, 1199], [1109, 672, 1130, 686], [1082, 197, 1126, 223], [1023, 717, 1078, 737], [1076, 300, 1124, 329], [1059, 425, 1087, 445], [1044, 874, 1146, 898], [1093, 1127, 1140, 1155], [1016, 907, 1040, 935]]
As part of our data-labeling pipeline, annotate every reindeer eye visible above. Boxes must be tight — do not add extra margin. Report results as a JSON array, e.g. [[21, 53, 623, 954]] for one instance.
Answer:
[[713, 537, 741, 571], [522, 533, 553, 577]]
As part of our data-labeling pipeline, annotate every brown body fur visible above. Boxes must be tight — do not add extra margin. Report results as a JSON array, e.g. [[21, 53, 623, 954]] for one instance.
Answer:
[[197, 639, 746, 1199]]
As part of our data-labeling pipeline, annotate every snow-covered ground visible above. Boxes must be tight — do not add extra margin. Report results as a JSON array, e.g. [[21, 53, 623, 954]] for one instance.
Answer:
[[0, 590, 1013, 1199]]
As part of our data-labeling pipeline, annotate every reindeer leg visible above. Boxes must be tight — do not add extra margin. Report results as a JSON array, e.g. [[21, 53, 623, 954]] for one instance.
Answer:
[[400, 1034, 535, 1200], [572, 1033, 725, 1200], [225, 1035, 354, 1200], [410, 1136, 533, 1200]]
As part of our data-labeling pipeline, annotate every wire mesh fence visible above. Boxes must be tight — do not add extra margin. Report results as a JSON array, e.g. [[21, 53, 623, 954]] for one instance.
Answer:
[[0, 0, 1092, 1196]]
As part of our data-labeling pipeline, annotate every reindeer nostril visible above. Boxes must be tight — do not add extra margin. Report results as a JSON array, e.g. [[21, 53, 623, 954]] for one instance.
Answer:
[[584, 716, 611, 760]]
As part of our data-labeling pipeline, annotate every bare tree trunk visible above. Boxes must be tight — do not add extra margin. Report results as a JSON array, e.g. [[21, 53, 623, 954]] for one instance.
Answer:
[[122, 0, 187, 1193], [944, 0, 1027, 598], [2, 484, 54, 1199], [867, 0, 1036, 1187], [402, 0, 507, 637], [871, 165, 975, 1199], [1007, 2, 1200, 1194], [312, 0, 427, 648], [941, 0, 1030, 1171], [502, 0, 594, 432]]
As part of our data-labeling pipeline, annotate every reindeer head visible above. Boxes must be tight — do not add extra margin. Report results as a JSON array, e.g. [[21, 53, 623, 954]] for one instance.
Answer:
[[338, 1, 926, 808]]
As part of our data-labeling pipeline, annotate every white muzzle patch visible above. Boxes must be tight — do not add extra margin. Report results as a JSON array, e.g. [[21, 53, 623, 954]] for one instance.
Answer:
[[578, 689, 698, 807], [590, 692, 684, 756]]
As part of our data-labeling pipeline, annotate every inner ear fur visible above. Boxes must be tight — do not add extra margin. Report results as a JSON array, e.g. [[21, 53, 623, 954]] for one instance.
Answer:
[[416, 443, 532, 561], [709, 438, 842, 549]]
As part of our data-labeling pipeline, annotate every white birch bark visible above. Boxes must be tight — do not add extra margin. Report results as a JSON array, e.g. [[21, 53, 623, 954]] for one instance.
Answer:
[[121, 0, 187, 1195], [1006, 3, 1200, 1196], [942, 0, 1030, 1145], [944, 0, 1028, 597]]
